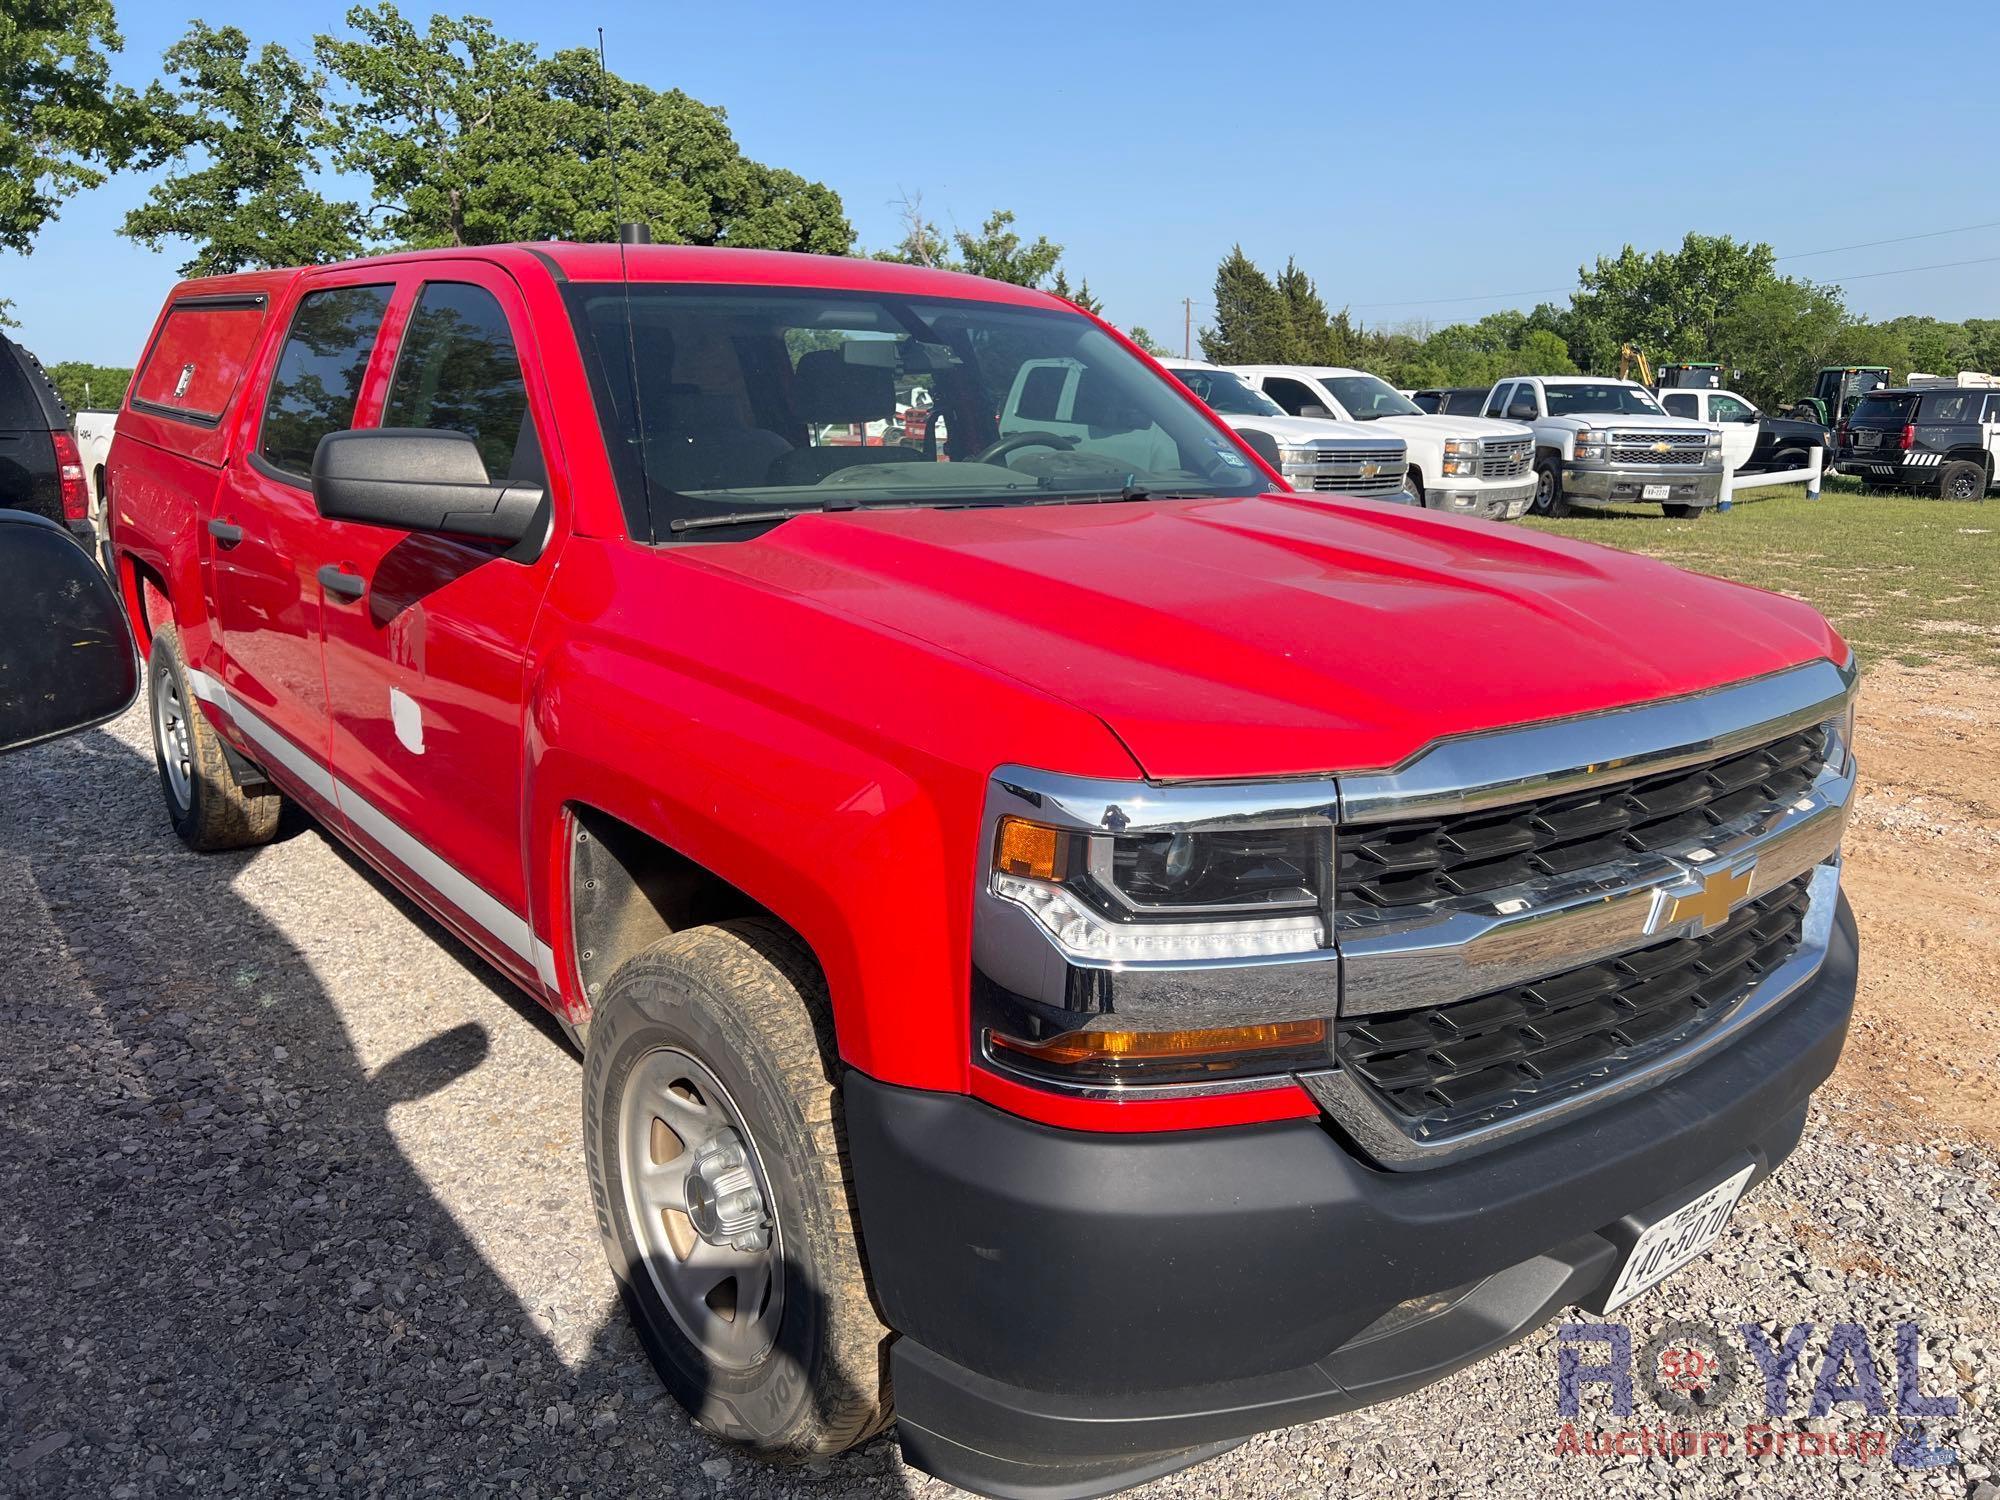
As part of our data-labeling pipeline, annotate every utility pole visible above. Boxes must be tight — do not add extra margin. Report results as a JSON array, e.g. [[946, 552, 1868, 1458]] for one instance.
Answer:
[[1182, 297, 1193, 359]]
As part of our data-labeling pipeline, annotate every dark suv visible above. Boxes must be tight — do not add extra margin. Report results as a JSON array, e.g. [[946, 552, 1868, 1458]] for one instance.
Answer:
[[1837, 383, 1997, 500], [0, 334, 89, 536], [1409, 385, 1491, 416]]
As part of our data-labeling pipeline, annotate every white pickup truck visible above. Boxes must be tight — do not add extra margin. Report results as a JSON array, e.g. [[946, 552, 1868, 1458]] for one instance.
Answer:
[[1483, 376, 1724, 518], [1228, 364, 1536, 520], [1154, 360, 1412, 502]]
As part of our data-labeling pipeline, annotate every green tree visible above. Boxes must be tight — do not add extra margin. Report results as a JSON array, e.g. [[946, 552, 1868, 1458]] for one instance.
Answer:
[[1049, 268, 1102, 314], [45, 361, 132, 410], [122, 25, 364, 276], [313, 5, 850, 253], [1712, 278, 1875, 410], [2, 0, 152, 322], [1878, 316, 1979, 378], [1567, 233, 1778, 371], [1125, 325, 1170, 356], [953, 208, 1060, 288], [1275, 258, 1338, 364], [874, 192, 950, 267], [1198, 246, 1293, 364]]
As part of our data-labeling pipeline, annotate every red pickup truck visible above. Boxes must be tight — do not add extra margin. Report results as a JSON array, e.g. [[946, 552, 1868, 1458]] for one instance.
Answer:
[[107, 244, 1860, 1498]]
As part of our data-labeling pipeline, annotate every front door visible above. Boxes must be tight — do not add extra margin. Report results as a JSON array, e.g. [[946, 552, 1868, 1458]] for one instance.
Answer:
[[207, 277, 397, 820], [317, 266, 568, 983], [1707, 393, 1760, 473]]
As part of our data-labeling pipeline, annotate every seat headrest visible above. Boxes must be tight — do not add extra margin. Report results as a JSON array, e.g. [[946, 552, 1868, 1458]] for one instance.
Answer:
[[794, 348, 895, 424]]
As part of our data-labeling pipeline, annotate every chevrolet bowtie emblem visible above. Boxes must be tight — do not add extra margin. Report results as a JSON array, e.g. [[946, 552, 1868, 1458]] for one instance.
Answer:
[[1652, 441, 1671, 455], [1662, 862, 1756, 932], [1360, 462, 1380, 478]]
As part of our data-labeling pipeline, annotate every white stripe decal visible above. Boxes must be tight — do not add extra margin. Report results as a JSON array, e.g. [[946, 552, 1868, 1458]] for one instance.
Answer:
[[185, 665, 543, 973]]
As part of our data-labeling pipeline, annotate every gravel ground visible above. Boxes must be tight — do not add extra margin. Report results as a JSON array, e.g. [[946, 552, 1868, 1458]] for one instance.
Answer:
[[2, 707, 1994, 1499]]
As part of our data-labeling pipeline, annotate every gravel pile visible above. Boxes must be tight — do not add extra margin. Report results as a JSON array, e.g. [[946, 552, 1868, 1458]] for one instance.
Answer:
[[3, 710, 1992, 1499]]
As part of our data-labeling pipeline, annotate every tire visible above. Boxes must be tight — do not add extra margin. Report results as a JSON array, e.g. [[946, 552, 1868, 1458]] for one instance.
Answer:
[[1771, 448, 1807, 474], [1662, 504, 1706, 519], [1406, 468, 1427, 507], [1531, 458, 1569, 517], [583, 919, 892, 1460], [147, 624, 283, 851], [1939, 460, 1986, 502]]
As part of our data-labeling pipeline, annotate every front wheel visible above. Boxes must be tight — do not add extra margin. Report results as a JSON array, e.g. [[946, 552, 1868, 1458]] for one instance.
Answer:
[[1662, 503, 1707, 520], [582, 919, 892, 1460], [1531, 459, 1570, 517]]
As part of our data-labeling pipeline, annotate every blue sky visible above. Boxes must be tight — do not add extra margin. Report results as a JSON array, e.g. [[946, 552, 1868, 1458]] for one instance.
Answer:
[[8, 0, 2000, 365]]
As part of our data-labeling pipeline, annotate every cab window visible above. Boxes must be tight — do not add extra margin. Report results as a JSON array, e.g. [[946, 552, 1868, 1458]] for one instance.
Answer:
[[1709, 394, 1755, 423], [1484, 384, 1513, 419], [1662, 393, 1698, 419], [384, 282, 543, 482], [1262, 376, 1326, 416], [1506, 385, 1539, 421], [257, 285, 393, 478]]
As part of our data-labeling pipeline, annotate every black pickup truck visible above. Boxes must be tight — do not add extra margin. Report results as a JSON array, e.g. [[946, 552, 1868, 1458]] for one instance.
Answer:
[[1657, 388, 1832, 475], [0, 335, 88, 535]]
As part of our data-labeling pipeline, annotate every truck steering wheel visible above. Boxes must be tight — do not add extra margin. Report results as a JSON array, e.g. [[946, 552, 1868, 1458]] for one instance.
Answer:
[[970, 431, 1079, 465]]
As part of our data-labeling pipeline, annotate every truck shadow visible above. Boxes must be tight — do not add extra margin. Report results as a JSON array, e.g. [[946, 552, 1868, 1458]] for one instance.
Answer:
[[0, 720, 911, 1497]]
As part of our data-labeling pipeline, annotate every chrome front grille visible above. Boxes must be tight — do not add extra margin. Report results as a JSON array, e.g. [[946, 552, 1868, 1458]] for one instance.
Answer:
[[1336, 726, 1829, 910], [1608, 431, 1711, 466], [1299, 446, 1408, 495], [1478, 439, 1532, 479], [1333, 876, 1811, 1140]]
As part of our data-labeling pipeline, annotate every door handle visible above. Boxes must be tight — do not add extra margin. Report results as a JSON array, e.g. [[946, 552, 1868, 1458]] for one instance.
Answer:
[[207, 518, 244, 546], [317, 563, 367, 601]]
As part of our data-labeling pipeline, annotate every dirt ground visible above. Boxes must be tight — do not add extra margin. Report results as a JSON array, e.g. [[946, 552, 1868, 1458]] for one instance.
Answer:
[[1835, 659, 2000, 1144]]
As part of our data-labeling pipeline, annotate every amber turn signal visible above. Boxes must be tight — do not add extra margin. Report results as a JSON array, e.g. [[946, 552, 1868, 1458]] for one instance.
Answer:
[[995, 816, 1066, 881], [987, 1018, 1329, 1087]]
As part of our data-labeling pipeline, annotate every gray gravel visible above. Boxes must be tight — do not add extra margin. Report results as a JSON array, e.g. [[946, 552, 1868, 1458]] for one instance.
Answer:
[[2, 708, 1994, 1499]]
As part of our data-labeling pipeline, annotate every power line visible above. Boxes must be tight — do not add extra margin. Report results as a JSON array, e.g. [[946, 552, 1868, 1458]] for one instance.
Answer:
[[1826, 251, 2000, 282], [1776, 220, 2000, 261]]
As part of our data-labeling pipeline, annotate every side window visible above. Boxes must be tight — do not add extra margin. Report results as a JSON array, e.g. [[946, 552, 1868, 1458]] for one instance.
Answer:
[[1014, 364, 1069, 422], [1662, 393, 1698, 419], [1506, 385, 1539, 421], [383, 282, 542, 482], [258, 285, 393, 478], [1263, 377, 1320, 416], [1709, 394, 1753, 423], [1919, 390, 1979, 425], [1484, 384, 1512, 419]]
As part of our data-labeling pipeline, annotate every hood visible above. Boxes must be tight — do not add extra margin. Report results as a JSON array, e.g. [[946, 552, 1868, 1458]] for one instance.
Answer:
[[1542, 411, 1715, 433], [687, 494, 1844, 782], [1353, 414, 1533, 444], [1210, 411, 1397, 448]]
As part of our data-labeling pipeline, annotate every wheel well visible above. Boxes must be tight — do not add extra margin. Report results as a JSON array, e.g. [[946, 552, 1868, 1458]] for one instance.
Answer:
[[564, 805, 802, 1015], [1943, 448, 1992, 471], [123, 555, 170, 655]]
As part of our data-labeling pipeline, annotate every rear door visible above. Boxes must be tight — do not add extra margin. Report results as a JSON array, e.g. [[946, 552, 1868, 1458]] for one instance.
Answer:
[[0, 340, 59, 521], [317, 264, 566, 982], [208, 273, 397, 819]]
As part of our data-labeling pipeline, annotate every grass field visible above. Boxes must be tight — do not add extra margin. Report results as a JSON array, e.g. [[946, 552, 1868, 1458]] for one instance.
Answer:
[[1517, 477, 2000, 670]]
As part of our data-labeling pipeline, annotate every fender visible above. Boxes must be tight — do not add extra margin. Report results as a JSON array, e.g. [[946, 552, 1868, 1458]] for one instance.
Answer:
[[519, 535, 1139, 1094]]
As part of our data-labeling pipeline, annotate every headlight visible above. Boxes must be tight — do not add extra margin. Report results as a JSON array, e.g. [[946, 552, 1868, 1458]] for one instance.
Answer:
[[1825, 691, 1857, 773], [1442, 437, 1480, 477], [1573, 427, 1602, 460], [1706, 429, 1723, 450], [976, 775, 1340, 1093], [992, 815, 1325, 960], [1443, 438, 1481, 457], [1277, 446, 1319, 468]]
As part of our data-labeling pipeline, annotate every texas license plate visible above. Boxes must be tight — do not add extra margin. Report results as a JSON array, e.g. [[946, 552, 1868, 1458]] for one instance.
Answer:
[[1602, 1165, 1755, 1312], [1641, 483, 1671, 500], [1857, 430, 1881, 448]]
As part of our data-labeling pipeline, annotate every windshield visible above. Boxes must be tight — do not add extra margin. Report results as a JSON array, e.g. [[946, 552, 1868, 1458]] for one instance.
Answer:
[[1322, 374, 1421, 420], [1544, 384, 1667, 418], [564, 286, 1266, 536], [1165, 366, 1287, 418]]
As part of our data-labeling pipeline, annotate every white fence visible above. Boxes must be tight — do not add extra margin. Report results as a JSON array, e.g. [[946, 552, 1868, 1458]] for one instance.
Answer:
[[1717, 444, 1824, 511]]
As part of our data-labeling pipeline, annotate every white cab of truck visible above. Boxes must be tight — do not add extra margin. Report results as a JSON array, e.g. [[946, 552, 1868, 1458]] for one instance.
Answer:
[[71, 409, 118, 560], [1228, 365, 1537, 520], [1485, 375, 1725, 518], [1154, 360, 1412, 503]]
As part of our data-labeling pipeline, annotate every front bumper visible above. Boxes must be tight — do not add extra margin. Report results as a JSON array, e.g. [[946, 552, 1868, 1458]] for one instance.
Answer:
[[1427, 477, 1534, 519], [1562, 461, 1723, 507], [846, 895, 1857, 1500]]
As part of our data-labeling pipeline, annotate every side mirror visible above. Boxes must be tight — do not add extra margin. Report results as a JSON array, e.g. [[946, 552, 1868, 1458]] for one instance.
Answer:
[[1299, 403, 1333, 419], [0, 510, 138, 754], [311, 429, 544, 544]]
